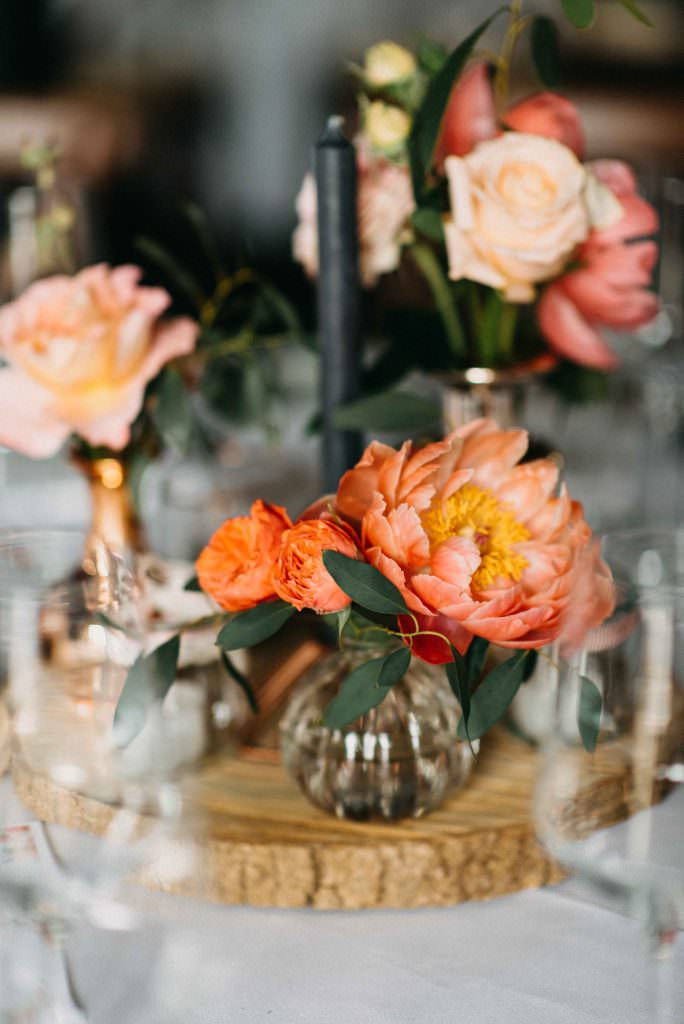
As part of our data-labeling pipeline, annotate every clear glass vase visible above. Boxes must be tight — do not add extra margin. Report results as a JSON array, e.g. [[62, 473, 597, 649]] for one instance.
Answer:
[[280, 644, 476, 821]]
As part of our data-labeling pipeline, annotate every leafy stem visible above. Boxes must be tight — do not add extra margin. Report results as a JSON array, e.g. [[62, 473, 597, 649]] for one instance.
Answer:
[[409, 242, 467, 359]]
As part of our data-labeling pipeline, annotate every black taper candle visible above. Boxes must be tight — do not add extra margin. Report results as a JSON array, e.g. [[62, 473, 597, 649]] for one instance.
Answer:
[[315, 115, 362, 493]]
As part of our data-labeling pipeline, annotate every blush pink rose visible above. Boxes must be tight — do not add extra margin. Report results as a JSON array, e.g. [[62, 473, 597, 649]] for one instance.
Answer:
[[0, 264, 198, 457], [436, 62, 584, 163], [292, 144, 414, 289], [538, 161, 659, 368]]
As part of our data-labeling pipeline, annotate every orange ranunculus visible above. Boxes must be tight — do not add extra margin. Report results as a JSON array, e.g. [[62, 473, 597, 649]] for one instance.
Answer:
[[196, 500, 291, 612], [333, 420, 614, 662], [273, 519, 360, 614]]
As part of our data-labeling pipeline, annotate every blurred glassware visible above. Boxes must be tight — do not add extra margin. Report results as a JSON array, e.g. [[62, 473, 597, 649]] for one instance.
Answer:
[[0, 528, 213, 1020], [535, 527, 684, 1024]]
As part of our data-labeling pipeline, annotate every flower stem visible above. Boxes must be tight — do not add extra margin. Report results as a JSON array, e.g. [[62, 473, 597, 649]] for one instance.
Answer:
[[409, 243, 467, 360]]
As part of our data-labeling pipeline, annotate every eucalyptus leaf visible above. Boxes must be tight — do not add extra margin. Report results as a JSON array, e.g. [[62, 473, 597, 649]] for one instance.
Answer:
[[152, 368, 194, 455], [216, 600, 295, 650], [465, 637, 489, 688], [560, 0, 595, 29], [337, 605, 352, 641], [531, 16, 561, 88], [183, 576, 202, 592], [522, 649, 539, 682], [333, 391, 439, 433], [578, 674, 602, 752], [408, 9, 505, 197], [323, 551, 409, 616], [221, 651, 258, 714], [445, 648, 470, 725], [615, 0, 653, 27], [113, 634, 180, 747], [411, 207, 445, 243], [323, 656, 393, 730], [378, 646, 411, 688], [456, 650, 530, 741], [183, 201, 222, 275]]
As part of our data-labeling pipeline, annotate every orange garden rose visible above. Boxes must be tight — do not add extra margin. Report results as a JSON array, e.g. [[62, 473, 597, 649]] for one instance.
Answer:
[[196, 500, 291, 612], [332, 419, 614, 662], [273, 520, 360, 613]]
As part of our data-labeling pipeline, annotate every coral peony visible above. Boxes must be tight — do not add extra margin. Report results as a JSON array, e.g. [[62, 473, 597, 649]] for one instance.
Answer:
[[274, 519, 360, 613], [292, 146, 414, 289], [196, 500, 292, 612], [0, 263, 197, 458], [538, 160, 659, 368], [444, 133, 608, 301], [333, 420, 613, 662]]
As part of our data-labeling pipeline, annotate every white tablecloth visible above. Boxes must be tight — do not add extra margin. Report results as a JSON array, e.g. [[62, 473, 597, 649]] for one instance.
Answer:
[[3, 779, 683, 1024]]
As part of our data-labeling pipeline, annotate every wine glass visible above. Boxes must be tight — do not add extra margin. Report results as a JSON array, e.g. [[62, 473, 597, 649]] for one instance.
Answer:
[[534, 527, 684, 1023], [0, 528, 206, 1021]]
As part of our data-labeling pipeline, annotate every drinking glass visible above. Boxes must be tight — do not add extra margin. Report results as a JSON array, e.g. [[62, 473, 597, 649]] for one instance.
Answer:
[[535, 527, 684, 1023], [0, 529, 205, 1020]]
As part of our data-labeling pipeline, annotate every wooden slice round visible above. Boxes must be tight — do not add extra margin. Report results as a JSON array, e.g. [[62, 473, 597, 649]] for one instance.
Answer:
[[11, 727, 633, 911]]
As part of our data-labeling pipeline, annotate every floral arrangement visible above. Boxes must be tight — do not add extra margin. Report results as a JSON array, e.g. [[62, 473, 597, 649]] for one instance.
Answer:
[[0, 154, 299, 477], [158, 418, 615, 751], [293, 0, 658, 392]]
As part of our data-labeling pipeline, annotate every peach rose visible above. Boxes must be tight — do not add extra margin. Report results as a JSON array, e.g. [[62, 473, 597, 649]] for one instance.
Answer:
[[538, 160, 659, 368], [196, 500, 292, 612], [292, 145, 414, 289], [331, 420, 614, 662], [444, 133, 615, 302], [273, 519, 360, 613], [0, 263, 198, 458]]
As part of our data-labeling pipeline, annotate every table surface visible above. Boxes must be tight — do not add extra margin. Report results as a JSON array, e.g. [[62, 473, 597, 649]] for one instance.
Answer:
[[2, 777, 683, 1024]]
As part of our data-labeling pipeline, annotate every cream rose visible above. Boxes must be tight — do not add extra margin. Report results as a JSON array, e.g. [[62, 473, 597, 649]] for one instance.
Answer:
[[364, 42, 416, 87], [444, 133, 617, 302]]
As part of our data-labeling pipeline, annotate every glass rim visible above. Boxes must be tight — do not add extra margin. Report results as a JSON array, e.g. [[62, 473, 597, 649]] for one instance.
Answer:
[[601, 524, 684, 596]]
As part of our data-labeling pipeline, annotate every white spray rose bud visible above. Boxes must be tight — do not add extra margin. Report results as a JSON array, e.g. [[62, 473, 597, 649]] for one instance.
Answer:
[[364, 42, 416, 87], [364, 102, 411, 155]]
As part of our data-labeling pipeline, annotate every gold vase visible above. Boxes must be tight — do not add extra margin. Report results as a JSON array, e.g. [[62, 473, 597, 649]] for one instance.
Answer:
[[72, 454, 143, 557]]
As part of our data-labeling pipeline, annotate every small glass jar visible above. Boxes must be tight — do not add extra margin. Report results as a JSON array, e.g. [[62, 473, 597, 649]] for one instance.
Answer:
[[280, 643, 476, 821]]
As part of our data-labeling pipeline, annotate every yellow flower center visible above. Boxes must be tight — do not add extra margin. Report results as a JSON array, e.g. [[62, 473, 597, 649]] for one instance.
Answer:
[[421, 483, 530, 591]]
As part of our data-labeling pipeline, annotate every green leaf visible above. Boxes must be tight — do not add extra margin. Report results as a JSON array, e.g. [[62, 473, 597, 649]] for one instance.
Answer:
[[522, 648, 539, 682], [323, 656, 394, 730], [152, 368, 194, 455], [183, 576, 202, 592], [456, 650, 530, 741], [531, 16, 561, 88], [411, 207, 445, 243], [577, 674, 602, 752], [615, 0, 653, 27], [322, 551, 409, 616], [221, 651, 258, 714], [113, 635, 180, 747], [337, 605, 352, 641], [378, 646, 411, 688], [465, 637, 489, 688], [333, 390, 439, 433], [408, 9, 505, 197], [136, 237, 205, 308], [445, 647, 470, 725], [560, 0, 595, 29], [216, 600, 295, 650]]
